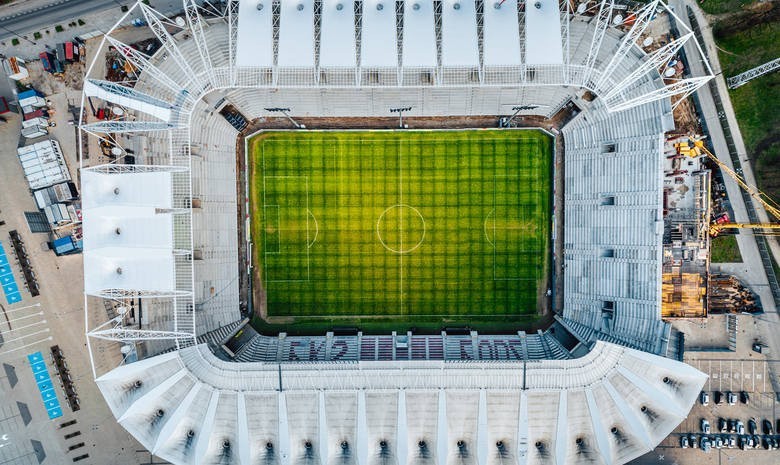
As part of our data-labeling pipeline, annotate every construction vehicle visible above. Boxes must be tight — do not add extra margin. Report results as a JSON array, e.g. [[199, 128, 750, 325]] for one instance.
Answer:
[[676, 136, 780, 236]]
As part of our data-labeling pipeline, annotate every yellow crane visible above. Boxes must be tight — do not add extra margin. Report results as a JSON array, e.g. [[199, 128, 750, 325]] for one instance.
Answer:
[[676, 136, 780, 236]]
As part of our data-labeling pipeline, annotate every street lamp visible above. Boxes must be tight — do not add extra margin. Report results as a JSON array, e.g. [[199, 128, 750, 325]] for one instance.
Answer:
[[390, 106, 412, 128], [264, 107, 304, 128]]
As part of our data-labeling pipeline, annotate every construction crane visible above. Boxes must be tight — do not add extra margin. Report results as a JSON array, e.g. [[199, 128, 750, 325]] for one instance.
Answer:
[[676, 136, 780, 236]]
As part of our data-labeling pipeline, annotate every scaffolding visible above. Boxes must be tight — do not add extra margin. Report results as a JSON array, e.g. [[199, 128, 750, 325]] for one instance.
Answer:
[[727, 57, 780, 89]]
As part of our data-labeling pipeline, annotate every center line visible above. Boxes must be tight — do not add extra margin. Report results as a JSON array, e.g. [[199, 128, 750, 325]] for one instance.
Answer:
[[399, 139, 403, 314]]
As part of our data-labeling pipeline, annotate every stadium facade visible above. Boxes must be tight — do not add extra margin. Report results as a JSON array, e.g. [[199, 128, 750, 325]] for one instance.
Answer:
[[80, 1, 714, 464]]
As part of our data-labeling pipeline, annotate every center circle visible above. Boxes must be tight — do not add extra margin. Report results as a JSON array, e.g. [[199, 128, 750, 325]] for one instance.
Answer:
[[377, 204, 426, 254]]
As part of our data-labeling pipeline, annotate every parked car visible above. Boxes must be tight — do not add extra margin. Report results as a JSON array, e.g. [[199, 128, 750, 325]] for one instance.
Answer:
[[701, 436, 712, 452], [702, 419, 711, 434], [748, 418, 757, 435], [736, 420, 745, 435], [727, 391, 737, 405], [762, 418, 773, 435], [680, 435, 689, 448], [715, 436, 724, 449], [761, 437, 771, 450], [740, 391, 750, 404], [727, 435, 736, 449], [714, 391, 724, 404], [718, 417, 728, 432], [689, 434, 698, 449], [746, 435, 755, 449], [728, 418, 736, 433], [700, 391, 710, 405]]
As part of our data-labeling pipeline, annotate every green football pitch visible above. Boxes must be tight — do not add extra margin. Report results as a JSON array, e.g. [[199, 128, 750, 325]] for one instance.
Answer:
[[249, 130, 552, 333]]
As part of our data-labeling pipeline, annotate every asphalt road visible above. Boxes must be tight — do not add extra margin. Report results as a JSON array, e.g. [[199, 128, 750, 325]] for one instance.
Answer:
[[0, 0, 133, 41]]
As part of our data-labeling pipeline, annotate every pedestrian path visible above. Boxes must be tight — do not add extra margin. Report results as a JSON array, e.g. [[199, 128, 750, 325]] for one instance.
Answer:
[[0, 241, 22, 304], [27, 351, 62, 419]]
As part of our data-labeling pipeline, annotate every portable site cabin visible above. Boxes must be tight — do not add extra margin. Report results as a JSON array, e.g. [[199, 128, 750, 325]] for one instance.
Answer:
[[22, 117, 48, 129], [21, 125, 48, 139]]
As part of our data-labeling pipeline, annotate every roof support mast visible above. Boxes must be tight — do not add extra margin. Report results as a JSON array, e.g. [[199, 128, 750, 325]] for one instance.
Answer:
[[595, 0, 659, 91], [581, 0, 614, 88], [228, 0, 240, 85], [184, 0, 218, 88], [602, 32, 693, 103], [140, 3, 205, 93], [104, 35, 193, 104]]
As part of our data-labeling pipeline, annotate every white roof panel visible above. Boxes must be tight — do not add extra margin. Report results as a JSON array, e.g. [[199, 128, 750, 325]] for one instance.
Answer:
[[83, 247, 175, 295], [360, 0, 397, 67], [81, 170, 172, 210], [82, 169, 176, 295], [402, 0, 436, 67], [524, 0, 564, 65], [441, 0, 479, 67], [483, 0, 521, 66], [278, 0, 315, 67], [236, 0, 273, 67], [320, 0, 356, 67]]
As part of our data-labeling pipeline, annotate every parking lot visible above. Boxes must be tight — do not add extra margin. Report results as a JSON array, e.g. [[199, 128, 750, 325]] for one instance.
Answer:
[[631, 356, 780, 464]]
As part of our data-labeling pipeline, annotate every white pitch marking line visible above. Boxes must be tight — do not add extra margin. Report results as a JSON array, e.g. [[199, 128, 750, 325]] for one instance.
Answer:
[[399, 139, 403, 314], [307, 210, 319, 248], [0, 336, 54, 358], [484, 208, 496, 247]]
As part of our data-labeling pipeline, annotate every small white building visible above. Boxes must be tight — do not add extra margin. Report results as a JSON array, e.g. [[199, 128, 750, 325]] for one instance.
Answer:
[[2, 57, 28, 81]]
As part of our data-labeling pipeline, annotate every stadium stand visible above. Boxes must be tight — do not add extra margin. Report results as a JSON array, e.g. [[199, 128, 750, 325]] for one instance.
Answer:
[[79, 1, 715, 464]]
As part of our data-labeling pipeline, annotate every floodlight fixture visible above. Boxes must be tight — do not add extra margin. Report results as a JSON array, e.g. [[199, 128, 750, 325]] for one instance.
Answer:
[[389, 106, 413, 128], [264, 107, 304, 128]]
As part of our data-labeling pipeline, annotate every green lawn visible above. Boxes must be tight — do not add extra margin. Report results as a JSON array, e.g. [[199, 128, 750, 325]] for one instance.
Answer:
[[699, 0, 754, 15], [710, 234, 743, 263], [715, 20, 780, 200], [249, 130, 552, 334]]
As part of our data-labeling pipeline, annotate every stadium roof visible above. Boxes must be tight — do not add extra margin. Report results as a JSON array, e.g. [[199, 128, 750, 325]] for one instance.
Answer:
[[278, 0, 315, 67], [483, 0, 521, 67], [360, 0, 397, 67], [441, 0, 479, 67], [320, 0, 357, 68], [97, 342, 706, 465], [402, 0, 436, 68], [524, 0, 564, 65], [82, 168, 176, 298], [235, 0, 273, 67]]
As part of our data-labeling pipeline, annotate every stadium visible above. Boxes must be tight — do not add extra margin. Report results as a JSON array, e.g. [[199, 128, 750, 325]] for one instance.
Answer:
[[79, 0, 714, 464]]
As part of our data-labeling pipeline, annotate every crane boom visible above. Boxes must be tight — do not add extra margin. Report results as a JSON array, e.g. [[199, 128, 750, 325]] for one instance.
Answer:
[[709, 222, 780, 236], [687, 139, 780, 221]]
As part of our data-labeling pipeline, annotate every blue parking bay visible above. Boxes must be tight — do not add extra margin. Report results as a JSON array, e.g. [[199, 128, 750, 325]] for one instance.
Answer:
[[0, 242, 21, 305], [27, 352, 63, 420]]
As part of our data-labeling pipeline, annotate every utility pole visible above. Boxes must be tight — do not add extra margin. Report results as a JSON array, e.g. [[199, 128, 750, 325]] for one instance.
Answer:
[[389, 106, 412, 128], [0, 24, 36, 45], [264, 107, 304, 128]]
